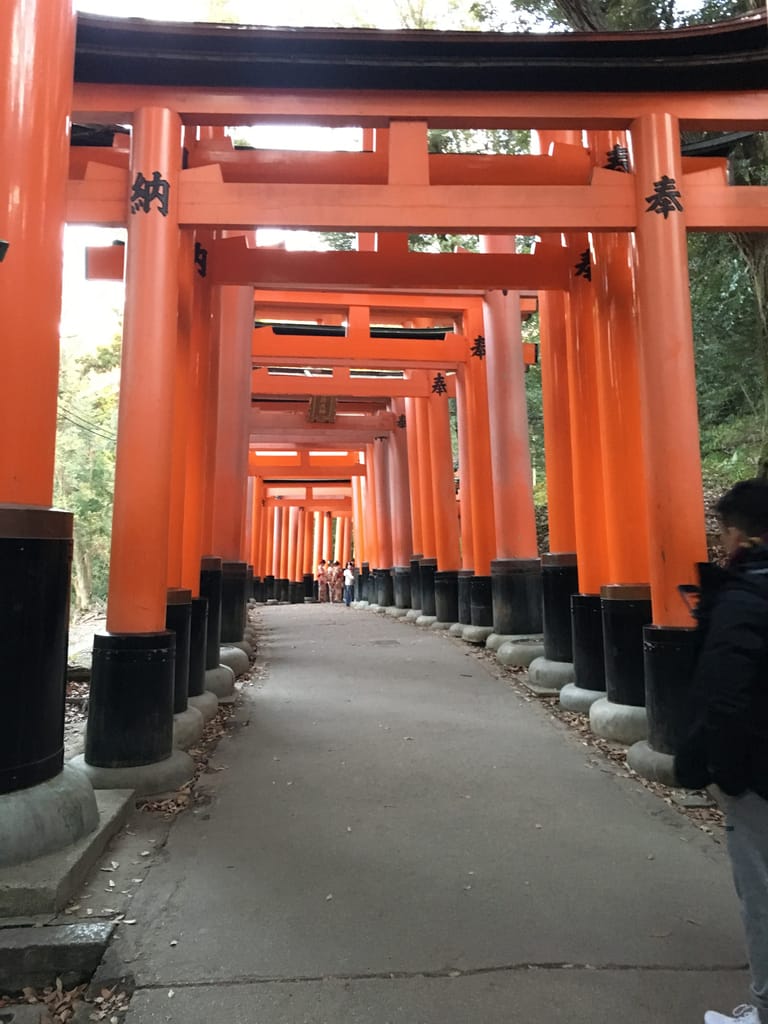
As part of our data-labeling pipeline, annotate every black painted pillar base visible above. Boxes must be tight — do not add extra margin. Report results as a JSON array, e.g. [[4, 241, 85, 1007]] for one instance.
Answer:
[[200, 556, 223, 671], [420, 558, 437, 616], [221, 561, 248, 642], [166, 588, 192, 714], [470, 575, 493, 627], [289, 581, 304, 604], [602, 584, 652, 707], [541, 553, 577, 663], [644, 625, 699, 755], [410, 554, 423, 610], [393, 566, 411, 609], [458, 570, 473, 625], [361, 563, 371, 602], [188, 597, 208, 698], [303, 572, 315, 601], [264, 575, 276, 602], [571, 594, 606, 693], [435, 570, 459, 623], [491, 558, 542, 635], [247, 564, 255, 603], [0, 507, 73, 795], [85, 632, 175, 768], [375, 568, 395, 607], [275, 578, 290, 603]]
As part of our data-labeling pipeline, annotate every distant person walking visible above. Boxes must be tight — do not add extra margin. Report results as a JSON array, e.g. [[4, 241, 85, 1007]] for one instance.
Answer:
[[316, 559, 328, 603], [343, 561, 354, 606], [328, 560, 343, 604], [674, 480, 768, 1024]]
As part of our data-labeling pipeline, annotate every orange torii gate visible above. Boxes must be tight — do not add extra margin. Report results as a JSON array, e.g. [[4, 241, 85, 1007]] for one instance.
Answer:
[[3, 3, 768, 879]]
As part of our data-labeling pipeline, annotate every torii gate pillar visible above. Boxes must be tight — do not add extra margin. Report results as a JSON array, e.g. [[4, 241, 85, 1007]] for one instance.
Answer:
[[74, 107, 194, 794], [0, 0, 100, 870]]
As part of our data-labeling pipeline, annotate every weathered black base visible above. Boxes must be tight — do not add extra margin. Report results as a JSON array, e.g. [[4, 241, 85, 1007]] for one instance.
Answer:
[[188, 597, 208, 698], [541, 553, 577, 663], [458, 570, 473, 625], [85, 631, 175, 769], [264, 575, 276, 601], [470, 575, 493, 627], [166, 588, 192, 714], [420, 558, 437, 616], [275, 578, 290, 603], [375, 568, 395, 607], [393, 566, 412, 609], [435, 570, 459, 623], [200, 556, 223, 671], [409, 555, 423, 610], [221, 561, 248, 641], [289, 581, 304, 604], [360, 563, 371, 602], [303, 573, 314, 600], [602, 585, 652, 708], [491, 558, 542, 635], [571, 593, 606, 693], [0, 506, 73, 796], [644, 625, 699, 755]]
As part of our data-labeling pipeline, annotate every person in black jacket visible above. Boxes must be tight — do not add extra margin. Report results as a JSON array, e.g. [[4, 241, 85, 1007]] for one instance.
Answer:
[[675, 479, 768, 1024]]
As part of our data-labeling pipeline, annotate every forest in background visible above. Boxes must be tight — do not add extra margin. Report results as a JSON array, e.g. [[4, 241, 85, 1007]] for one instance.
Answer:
[[56, 0, 767, 609]]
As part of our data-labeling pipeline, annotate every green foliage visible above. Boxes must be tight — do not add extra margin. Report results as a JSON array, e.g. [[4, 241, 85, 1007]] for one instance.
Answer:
[[55, 335, 120, 610], [320, 231, 357, 251]]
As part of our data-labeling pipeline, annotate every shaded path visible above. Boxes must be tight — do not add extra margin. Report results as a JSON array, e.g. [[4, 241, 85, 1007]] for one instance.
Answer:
[[123, 603, 747, 1023]]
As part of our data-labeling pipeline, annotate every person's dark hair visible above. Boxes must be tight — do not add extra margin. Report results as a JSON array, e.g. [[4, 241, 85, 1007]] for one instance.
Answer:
[[715, 479, 768, 537]]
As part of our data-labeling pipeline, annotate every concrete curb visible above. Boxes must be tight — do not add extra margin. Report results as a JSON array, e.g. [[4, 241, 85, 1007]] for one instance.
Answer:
[[449, 622, 466, 636], [405, 609, 422, 622], [387, 607, 408, 618], [173, 706, 205, 750], [462, 625, 494, 645], [496, 639, 546, 669], [430, 621, 455, 631], [590, 698, 648, 745], [220, 645, 250, 677], [528, 657, 575, 691], [559, 683, 606, 713], [69, 749, 194, 799], [205, 664, 235, 701], [627, 740, 677, 786], [416, 615, 437, 628], [0, 922, 116, 994], [0, 767, 99, 870], [188, 691, 219, 723], [0, 789, 133, 916]]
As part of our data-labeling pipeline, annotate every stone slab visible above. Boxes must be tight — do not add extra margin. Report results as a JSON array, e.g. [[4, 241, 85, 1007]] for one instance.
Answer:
[[448, 622, 466, 636], [415, 615, 437, 628], [124, 970, 750, 1024], [430, 621, 455, 631], [405, 609, 422, 622], [0, 791, 132, 918], [0, 922, 115, 995]]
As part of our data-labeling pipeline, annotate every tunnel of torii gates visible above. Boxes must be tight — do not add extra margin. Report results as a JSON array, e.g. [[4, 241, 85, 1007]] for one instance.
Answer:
[[1, 1, 768, 872]]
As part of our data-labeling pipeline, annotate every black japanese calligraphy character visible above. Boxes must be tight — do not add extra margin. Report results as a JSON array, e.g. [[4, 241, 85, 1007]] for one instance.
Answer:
[[470, 335, 486, 359], [645, 175, 684, 219], [194, 241, 208, 278], [604, 144, 631, 172], [431, 373, 447, 396], [130, 171, 170, 217], [396, 414, 407, 428], [574, 248, 592, 281]]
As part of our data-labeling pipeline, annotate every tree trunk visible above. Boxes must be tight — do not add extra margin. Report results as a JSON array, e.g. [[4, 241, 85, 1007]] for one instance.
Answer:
[[731, 232, 768, 475], [72, 529, 93, 612]]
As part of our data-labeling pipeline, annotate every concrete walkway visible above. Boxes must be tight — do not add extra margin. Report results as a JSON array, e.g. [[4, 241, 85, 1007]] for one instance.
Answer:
[[121, 603, 748, 1023]]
